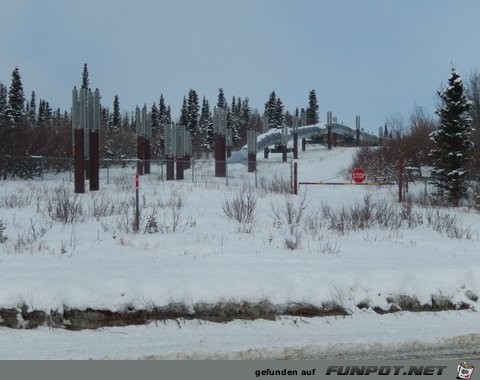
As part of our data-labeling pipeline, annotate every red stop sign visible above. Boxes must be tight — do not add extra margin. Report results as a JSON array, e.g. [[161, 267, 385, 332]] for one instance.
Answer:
[[352, 168, 367, 183]]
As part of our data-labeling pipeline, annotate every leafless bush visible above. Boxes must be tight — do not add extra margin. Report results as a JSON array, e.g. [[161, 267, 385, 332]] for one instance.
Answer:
[[223, 187, 257, 225], [319, 239, 341, 256], [315, 195, 473, 239], [89, 193, 118, 219], [0, 191, 35, 208], [144, 209, 159, 234], [4, 219, 52, 254], [113, 172, 134, 192], [271, 191, 307, 233], [284, 227, 302, 250], [45, 185, 84, 224], [148, 191, 195, 234], [0, 220, 7, 243], [424, 209, 473, 239], [259, 171, 292, 194]]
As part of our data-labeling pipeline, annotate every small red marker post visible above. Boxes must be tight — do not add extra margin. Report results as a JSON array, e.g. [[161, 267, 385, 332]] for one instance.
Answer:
[[134, 172, 140, 232]]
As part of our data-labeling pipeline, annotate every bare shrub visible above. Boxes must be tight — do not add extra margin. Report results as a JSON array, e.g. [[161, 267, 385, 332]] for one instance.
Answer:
[[259, 171, 292, 194], [144, 209, 159, 234], [0, 191, 35, 208], [4, 219, 52, 254], [90, 193, 117, 219], [319, 239, 341, 256], [271, 191, 307, 233], [154, 191, 195, 233], [113, 172, 134, 192], [0, 220, 7, 243], [45, 185, 84, 224], [424, 209, 473, 239], [223, 187, 256, 225], [284, 227, 302, 250]]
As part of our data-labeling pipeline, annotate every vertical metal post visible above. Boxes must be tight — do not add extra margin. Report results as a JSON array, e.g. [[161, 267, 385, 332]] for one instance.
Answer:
[[89, 88, 100, 191], [247, 129, 256, 172], [73, 87, 85, 194], [293, 116, 298, 159], [293, 162, 298, 195], [290, 160, 293, 193], [214, 107, 226, 177]]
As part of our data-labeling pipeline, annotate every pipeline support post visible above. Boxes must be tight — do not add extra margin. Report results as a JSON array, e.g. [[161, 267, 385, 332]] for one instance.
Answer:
[[247, 129, 257, 173], [214, 107, 227, 177]]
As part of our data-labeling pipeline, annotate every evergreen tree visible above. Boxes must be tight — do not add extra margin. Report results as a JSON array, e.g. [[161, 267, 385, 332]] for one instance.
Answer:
[[166, 105, 172, 125], [158, 94, 168, 129], [82, 63, 89, 89], [306, 89, 319, 125], [429, 68, 475, 206], [0, 83, 7, 115], [275, 97, 285, 127], [186, 89, 199, 137], [241, 97, 251, 127], [6, 67, 26, 123], [217, 88, 227, 109], [180, 96, 188, 126], [151, 102, 159, 133], [199, 97, 214, 151], [28, 91, 36, 124], [264, 91, 277, 128], [112, 95, 121, 129], [229, 96, 240, 143]]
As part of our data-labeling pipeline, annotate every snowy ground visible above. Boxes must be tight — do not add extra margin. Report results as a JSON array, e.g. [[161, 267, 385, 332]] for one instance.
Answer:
[[0, 146, 479, 359]]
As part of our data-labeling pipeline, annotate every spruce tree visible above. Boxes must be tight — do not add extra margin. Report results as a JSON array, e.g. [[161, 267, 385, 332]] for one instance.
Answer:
[[217, 88, 227, 109], [151, 102, 159, 133], [274, 97, 285, 127], [429, 68, 474, 206], [82, 63, 89, 89], [0, 83, 7, 115], [111, 95, 120, 129], [158, 94, 168, 129], [6, 67, 26, 123], [264, 91, 277, 128], [186, 89, 199, 137], [180, 96, 188, 127], [306, 89, 319, 125], [199, 97, 214, 151], [28, 91, 36, 125]]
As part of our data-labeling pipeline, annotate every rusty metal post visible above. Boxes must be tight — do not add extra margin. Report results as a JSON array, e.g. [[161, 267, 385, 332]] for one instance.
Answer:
[[247, 129, 257, 173], [74, 129, 85, 193], [137, 135, 145, 175], [144, 139, 151, 174], [166, 156, 175, 180], [214, 107, 227, 177], [89, 130, 99, 191], [72, 87, 85, 193]]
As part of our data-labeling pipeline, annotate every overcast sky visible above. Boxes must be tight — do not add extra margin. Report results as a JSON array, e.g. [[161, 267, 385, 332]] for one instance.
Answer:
[[1, 0, 480, 133]]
